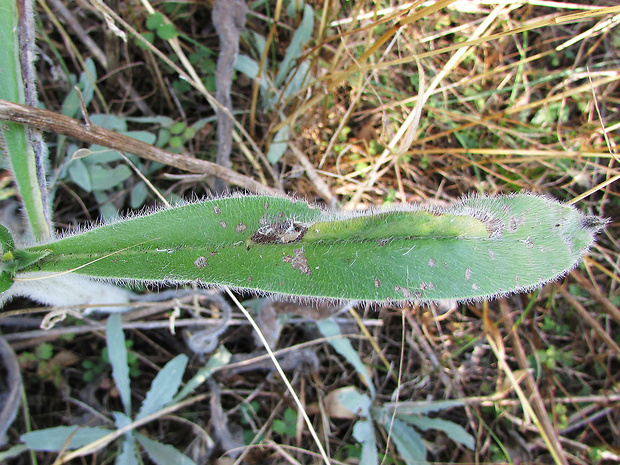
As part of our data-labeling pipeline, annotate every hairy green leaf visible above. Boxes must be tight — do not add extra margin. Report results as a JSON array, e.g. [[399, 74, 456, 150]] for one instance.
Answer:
[[16, 194, 606, 303]]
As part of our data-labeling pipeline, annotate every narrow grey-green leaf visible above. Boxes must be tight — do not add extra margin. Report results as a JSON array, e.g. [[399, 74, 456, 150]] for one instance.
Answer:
[[338, 387, 372, 418], [112, 412, 138, 465], [266, 124, 290, 163], [135, 433, 196, 465], [387, 419, 429, 465], [275, 4, 314, 86], [20, 426, 114, 451], [68, 158, 92, 192], [136, 354, 188, 420], [174, 347, 231, 402], [82, 146, 124, 164], [116, 436, 139, 465], [396, 415, 475, 450], [107, 314, 132, 415], [373, 399, 465, 420], [353, 420, 379, 465], [316, 318, 375, 398], [0, 443, 28, 461], [112, 411, 132, 429], [122, 130, 157, 145], [90, 114, 128, 131], [89, 165, 132, 191], [130, 182, 149, 209]]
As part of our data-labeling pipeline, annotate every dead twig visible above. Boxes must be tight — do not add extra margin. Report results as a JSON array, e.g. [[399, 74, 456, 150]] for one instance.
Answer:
[[0, 100, 278, 195]]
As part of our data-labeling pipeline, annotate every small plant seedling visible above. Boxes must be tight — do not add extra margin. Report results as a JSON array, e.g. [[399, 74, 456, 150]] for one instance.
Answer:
[[0, 193, 607, 305], [19, 314, 230, 464]]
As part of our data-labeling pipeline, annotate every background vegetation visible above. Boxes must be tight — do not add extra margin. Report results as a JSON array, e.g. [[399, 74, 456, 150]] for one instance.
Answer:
[[0, 0, 618, 464]]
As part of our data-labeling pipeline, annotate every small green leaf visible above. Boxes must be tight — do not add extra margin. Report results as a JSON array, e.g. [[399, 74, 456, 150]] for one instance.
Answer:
[[146, 12, 164, 31], [386, 419, 429, 465], [0, 224, 15, 253], [89, 165, 133, 191], [90, 114, 128, 132], [266, 124, 290, 163], [123, 130, 157, 145], [339, 388, 372, 418], [170, 122, 186, 135], [107, 314, 132, 415], [396, 415, 475, 450], [0, 444, 29, 461], [112, 411, 132, 429], [21, 426, 114, 451], [68, 159, 92, 192], [174, 347, 231, 402], [116, 436, 139, 465], [275, 4, 314, 86], [136, 354, 188, 420], [316, 319, 375, 397], [130, 182, 149, 209], [168, 135, 183, 149], [374, 399, 465, 418], [138, 32, 155, 48], [273, 408, 298, 437], [135, 433, 196, 465], [353, 420, 378, 465], [10, 249, 49, 271], [156, 23, 178, 40], [35, 342, 53, 361], [0, 272, 13, 293]]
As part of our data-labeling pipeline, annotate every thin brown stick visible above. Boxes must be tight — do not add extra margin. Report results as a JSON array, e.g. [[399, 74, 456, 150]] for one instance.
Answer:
[[0, 99, 279, 195]]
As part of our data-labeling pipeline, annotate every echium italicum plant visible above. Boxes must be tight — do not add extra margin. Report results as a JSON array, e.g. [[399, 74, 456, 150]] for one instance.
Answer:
[[0, 1, 611, 465]]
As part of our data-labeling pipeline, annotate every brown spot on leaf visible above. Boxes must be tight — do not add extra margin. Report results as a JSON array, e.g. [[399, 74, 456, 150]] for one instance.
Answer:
[[251, 219, 308, 244], [420, 282, 435, 291], [213, 205, 222, 214], [485, 217, 505, 239], [282, 248, 311, 274], [394, 285, 412, 298], [508, 215, 524, 232], [194, 256, 208, 268], [220, 221, 227, 229], [236, 222, 247, 233]]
